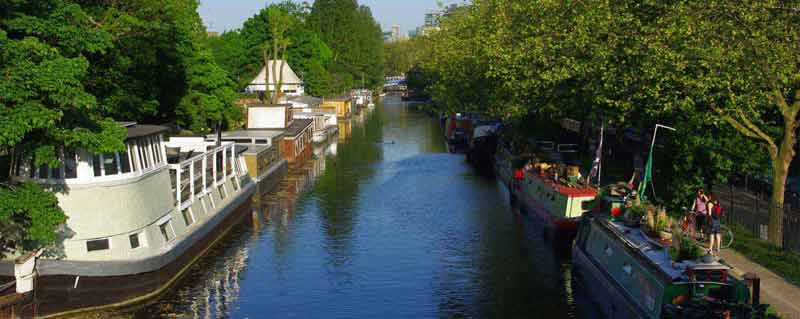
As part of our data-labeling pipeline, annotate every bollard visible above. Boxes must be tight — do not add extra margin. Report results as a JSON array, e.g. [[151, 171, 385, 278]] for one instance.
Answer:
[[743, 272, 760, 306]]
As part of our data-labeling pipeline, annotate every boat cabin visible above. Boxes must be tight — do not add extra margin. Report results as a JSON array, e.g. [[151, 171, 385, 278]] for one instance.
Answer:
[[11, 122, 169, 184], [279, 118, 313, 164], [322, 96, 352, 119], [205, 130, 285, 182], [287, 95, 323, 110], [293, 112, 331, 143], [7, 123, 252, 263]]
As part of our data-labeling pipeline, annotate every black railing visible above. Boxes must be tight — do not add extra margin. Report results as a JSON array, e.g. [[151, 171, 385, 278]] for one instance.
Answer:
[[713, 180, 800, 253]]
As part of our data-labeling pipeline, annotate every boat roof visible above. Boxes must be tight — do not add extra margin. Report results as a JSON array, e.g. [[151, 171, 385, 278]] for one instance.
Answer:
[[288, 95, 322, 106], [602, 219, 683, 281], [599, 218, 730, 282], [206, 130, 284, 140], [238, 143, 271, 155], [283, 118, 313, 137], [125, 124, 169, 140], [293, 111, 328, 117], [527, 171, 597, 197]]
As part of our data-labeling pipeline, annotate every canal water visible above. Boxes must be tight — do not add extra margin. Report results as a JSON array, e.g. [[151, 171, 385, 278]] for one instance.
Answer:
[[95, 96, 588, 318]]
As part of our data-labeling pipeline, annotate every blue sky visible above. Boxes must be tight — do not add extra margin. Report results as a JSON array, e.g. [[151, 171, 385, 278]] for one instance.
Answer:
[[198, 0, 466, 34]]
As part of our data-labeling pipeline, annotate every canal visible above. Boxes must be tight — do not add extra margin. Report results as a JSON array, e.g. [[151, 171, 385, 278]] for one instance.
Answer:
[[95, 96, 586, 318]]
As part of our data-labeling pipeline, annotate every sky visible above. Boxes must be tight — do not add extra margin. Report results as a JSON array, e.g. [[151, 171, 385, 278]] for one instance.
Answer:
[[198, 0, 466, 34]]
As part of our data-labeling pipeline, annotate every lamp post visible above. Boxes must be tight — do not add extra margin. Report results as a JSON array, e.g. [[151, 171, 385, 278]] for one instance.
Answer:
[[639, 124, 676, 201]]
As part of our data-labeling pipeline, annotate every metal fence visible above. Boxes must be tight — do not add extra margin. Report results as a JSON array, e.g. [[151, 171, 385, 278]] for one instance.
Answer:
[[712, 176, 800, 252]]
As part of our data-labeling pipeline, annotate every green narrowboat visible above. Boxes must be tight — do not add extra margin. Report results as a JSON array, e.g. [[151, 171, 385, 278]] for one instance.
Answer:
[[573, 214, 772, 319]]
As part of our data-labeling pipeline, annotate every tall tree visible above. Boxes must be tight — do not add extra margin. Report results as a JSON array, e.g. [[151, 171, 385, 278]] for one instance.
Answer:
[[0, 1, 125, 253], [649, 1, 800, 246], [266, 7, 293, 104], [0, 0, 240, 252], [308, 0, 384, 93]]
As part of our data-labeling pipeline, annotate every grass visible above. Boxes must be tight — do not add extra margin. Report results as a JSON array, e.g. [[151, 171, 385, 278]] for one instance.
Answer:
[[730, 224, 800, 286]]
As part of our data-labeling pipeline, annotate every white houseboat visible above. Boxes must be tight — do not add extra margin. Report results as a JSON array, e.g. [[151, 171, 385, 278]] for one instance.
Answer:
[[0, 122, 255, 317]]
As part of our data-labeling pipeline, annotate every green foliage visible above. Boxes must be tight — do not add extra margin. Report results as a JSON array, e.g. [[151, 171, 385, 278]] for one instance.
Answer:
[[210, 3, 334, 96], [177, 49, 241, 133], [0, 182, 67, 253], [308, 0, 384, 92], [416, 0, 800, 243], [0, 0, 239, 253], [669, 233, 704, 262]]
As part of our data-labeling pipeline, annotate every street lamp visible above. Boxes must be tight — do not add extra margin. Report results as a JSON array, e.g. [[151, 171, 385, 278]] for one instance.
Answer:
[[639, 124, 677, 201]]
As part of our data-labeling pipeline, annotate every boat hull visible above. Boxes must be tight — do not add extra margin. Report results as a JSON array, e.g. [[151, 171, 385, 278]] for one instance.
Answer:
[[572, 244, 651, 319], [15, 182, 255, 318], [515, 186, 579, 240]]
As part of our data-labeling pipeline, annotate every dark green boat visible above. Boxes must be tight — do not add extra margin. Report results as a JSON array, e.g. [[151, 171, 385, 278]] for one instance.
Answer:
[[573, 213, 773, 319]]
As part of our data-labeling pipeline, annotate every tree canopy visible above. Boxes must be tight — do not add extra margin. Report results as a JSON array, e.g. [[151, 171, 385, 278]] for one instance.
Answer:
[[413, 0, 799, 246], [0, 0, 241, 253]]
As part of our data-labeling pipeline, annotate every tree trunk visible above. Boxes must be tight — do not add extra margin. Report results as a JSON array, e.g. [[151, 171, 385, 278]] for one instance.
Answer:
[[768, 122, 796, 247], [769, 161, 787, 247]]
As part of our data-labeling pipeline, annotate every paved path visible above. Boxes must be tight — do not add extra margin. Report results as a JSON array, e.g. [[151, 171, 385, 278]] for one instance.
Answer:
[[720, 249, 800, 319]]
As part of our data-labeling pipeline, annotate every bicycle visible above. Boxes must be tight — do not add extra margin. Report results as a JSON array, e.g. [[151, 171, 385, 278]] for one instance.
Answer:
[[718, 224, 734, 249], [680, 207, 734, 249]]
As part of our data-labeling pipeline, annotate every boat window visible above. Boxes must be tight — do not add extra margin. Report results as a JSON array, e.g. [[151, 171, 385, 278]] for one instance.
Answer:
[[103, 153, 118, 175], [127, 145, 137, 172], [50, 164, 63, 179], [64, 151, 78, 178], [86, 238, 110, 252], [255, 139, 269, 144], [120, 150, 132, 173], [231, 176, 240, 191], [140, 140, 150, 169], [199, 197, 209, 214], [218, 185, 227, 199], [36, 164, 48, 179], [151, 136, 161, 164], [92, 155, 102, 177], [159, 220, 174, 242], [182, 208, 195, 226], [129, 233, 141, 249], [581, 200, 594, 211]]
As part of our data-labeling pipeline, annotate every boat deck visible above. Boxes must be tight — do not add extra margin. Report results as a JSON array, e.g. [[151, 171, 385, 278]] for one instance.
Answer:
[[525, 171, 597, 198], [603, 220, 685, 280]]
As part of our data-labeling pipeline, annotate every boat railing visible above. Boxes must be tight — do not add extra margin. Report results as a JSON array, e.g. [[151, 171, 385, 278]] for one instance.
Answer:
[[168, 142, 241, 210]]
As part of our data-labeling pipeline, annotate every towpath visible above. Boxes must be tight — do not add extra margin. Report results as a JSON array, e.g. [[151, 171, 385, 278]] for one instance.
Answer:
[[720, 249, 800, 319]]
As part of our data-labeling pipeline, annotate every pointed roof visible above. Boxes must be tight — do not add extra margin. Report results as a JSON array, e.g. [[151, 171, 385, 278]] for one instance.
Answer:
[[250, 60, 303, 85]]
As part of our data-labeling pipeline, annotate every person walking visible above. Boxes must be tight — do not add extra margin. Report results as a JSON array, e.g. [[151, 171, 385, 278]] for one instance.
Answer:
[[708, 196, 723, 256], [691, 189, 709, 240]]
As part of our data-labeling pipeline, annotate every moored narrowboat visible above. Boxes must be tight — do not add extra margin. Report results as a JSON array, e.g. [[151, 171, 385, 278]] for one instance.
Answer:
[[496, 145, 596, 240], [0, 123, 256, 317], [573, 213, 772, 319]]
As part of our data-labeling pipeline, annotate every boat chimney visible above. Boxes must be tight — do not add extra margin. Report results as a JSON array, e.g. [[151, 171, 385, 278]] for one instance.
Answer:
[[13, 252, 36, 294], [743, 272, 761, 305]]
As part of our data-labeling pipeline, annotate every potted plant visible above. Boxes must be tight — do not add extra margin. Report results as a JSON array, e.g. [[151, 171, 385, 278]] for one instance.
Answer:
[[624, 204, 647, 227], [669, 233, 704, 263], [656, 208, 672, 240]]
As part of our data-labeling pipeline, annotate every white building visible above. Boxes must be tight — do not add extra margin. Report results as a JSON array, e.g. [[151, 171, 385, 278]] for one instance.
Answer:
[[245, 60, 304, 97]]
